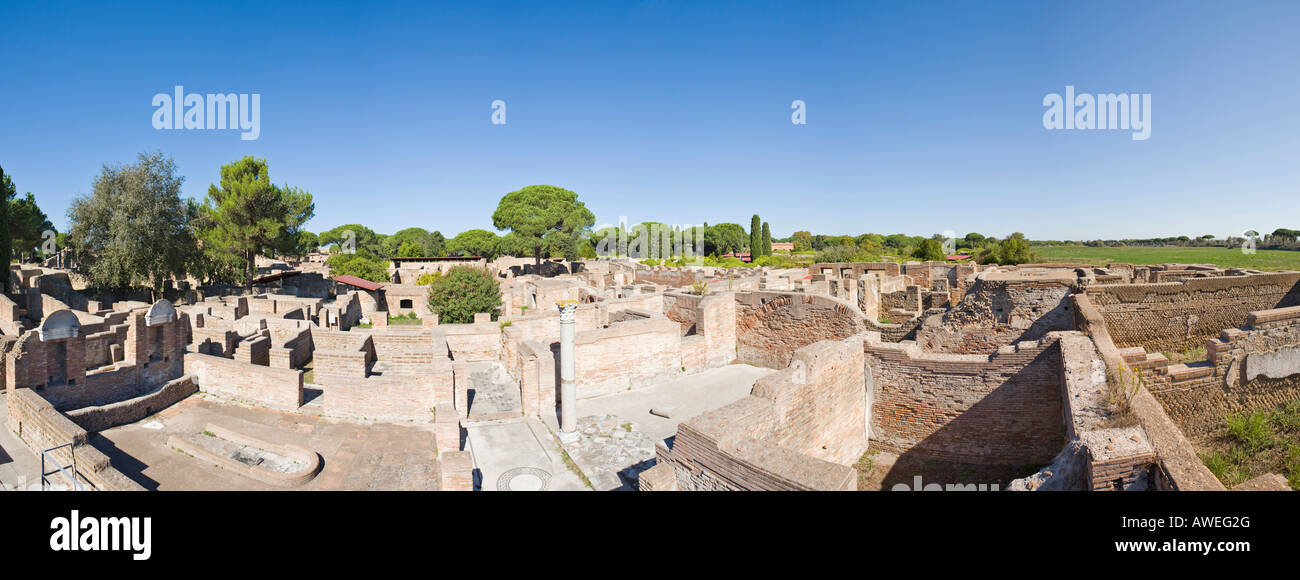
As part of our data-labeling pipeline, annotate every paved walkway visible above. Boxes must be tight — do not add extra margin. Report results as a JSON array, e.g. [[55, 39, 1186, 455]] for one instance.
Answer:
[[549, 364, 775, 490], [465, 417, 587, 491], [564, 364, 776, 444]]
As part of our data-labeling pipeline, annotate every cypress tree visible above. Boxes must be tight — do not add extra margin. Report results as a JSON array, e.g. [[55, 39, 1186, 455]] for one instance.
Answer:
[[761, 222, 771, 257], [750, 214, 761, 259]]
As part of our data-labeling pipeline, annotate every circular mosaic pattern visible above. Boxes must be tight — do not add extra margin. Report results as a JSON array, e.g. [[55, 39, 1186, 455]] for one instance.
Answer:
[[497, 467, 552, 491]]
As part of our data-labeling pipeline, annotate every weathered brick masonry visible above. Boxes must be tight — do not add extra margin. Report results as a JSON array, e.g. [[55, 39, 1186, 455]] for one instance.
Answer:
[[866, 332, 1065, 465], [1085, 271, 1300, 353]]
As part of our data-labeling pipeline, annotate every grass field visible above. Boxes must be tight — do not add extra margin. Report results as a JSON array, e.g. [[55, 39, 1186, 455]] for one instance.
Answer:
[[1030, 246, 1300, 271]]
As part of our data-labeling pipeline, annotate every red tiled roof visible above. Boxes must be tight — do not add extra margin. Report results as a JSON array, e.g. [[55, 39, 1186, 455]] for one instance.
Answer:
[[333, 275, 385, 291], [946, 254, 972, 261]]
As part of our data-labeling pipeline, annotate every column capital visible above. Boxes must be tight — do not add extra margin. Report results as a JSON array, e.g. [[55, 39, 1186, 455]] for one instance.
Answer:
[[556, 300, 578, 323]]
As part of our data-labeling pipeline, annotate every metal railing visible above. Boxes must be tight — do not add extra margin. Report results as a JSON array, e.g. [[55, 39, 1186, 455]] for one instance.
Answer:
[[40, 442, 95, 491]]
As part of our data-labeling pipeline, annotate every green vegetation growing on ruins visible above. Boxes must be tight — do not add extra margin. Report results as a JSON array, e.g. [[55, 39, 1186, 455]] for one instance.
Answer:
[[1103, 365, 1142, 428], [426, 265, 502, 324], [1161, 344, 1207, 365], [1199, 402, 1300, 490], [1030, 245, 1300, 271], [387, 312, 422, 325]]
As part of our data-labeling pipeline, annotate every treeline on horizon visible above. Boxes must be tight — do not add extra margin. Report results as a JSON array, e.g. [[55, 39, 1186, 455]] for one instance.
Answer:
[[5, 154, 1298, 296]]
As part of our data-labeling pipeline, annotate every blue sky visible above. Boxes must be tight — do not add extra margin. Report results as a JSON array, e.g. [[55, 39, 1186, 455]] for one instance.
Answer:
[[1, 0, 1297, 241]]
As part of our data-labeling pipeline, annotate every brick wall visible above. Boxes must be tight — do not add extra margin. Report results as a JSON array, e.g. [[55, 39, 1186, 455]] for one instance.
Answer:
[[185, 353, 304, 411], [735, 291, 866, 369], [574, 315, 682, 399], [916, 273, 1076, 354], [867, 333, 1065, 465], [1136, 306, 1300, 437], [319, 370, 442, 423], [66, 376, 197, 432], [441, 323, 502, 362], [1085, 271, 1300, 353], [5, 388, 146, 490], [649, 335, 866, 491]]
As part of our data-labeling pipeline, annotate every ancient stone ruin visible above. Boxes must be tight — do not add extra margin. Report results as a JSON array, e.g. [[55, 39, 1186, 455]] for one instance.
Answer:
[[2, 257, 1297, 491]]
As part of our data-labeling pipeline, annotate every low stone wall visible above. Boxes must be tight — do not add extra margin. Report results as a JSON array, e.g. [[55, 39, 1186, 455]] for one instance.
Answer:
[[441, 323, 502, 362], [185, 353, 304, 411], [66, 375, 197, 432], [574, 315, 681, 399], [319, 374, 439, 423], [4, 387, 146, 490]]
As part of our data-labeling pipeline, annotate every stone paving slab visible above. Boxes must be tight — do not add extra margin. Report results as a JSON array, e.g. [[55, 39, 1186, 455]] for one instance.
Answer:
[[465, 418, 587, 491]]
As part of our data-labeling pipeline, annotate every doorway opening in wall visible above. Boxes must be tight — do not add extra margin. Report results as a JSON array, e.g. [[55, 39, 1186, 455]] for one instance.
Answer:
[[49, 341, 68, 386]]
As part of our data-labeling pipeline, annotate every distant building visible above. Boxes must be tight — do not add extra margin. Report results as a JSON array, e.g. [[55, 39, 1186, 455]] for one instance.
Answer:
[[771, 242, 795, 252]]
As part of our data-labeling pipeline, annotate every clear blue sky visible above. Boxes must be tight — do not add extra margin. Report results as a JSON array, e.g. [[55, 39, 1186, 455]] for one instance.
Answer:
[[2, 0, 1297, 241]]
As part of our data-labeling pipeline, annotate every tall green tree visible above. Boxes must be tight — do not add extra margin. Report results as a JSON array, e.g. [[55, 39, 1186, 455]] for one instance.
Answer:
[[199, 157, 314, 290], [0, 166, 11, 293], [911, 238, 945, 261], [448, 229, 500, 260], [429, 231, 447, 256], [66, 152, 198, 295], [761, 222, 771, 257], [491, 185, 594, 267], [319, 224, 382, 255], [9, 193, 54, 262], [389, 227, 436, 256], [705, 223, 747, 256], [750, 214, 762, 256]]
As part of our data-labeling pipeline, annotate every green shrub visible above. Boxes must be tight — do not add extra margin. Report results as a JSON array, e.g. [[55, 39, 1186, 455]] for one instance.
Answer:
[[327, 251, 390, 282], [415, 271, 442, 286], [427, 265, 502, 324]]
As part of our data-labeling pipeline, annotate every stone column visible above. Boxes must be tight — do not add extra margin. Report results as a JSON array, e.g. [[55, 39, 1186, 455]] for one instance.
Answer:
[[558, 302, 578, 432]]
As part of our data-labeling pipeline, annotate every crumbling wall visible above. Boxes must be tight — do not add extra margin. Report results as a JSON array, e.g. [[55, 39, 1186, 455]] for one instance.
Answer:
[[917, 272, 1076, 354], [66, 376, 197, 432], [1135, 305, 1300, 438], [735, 291, 867, 369], [1072, 293, 1226, 490]]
